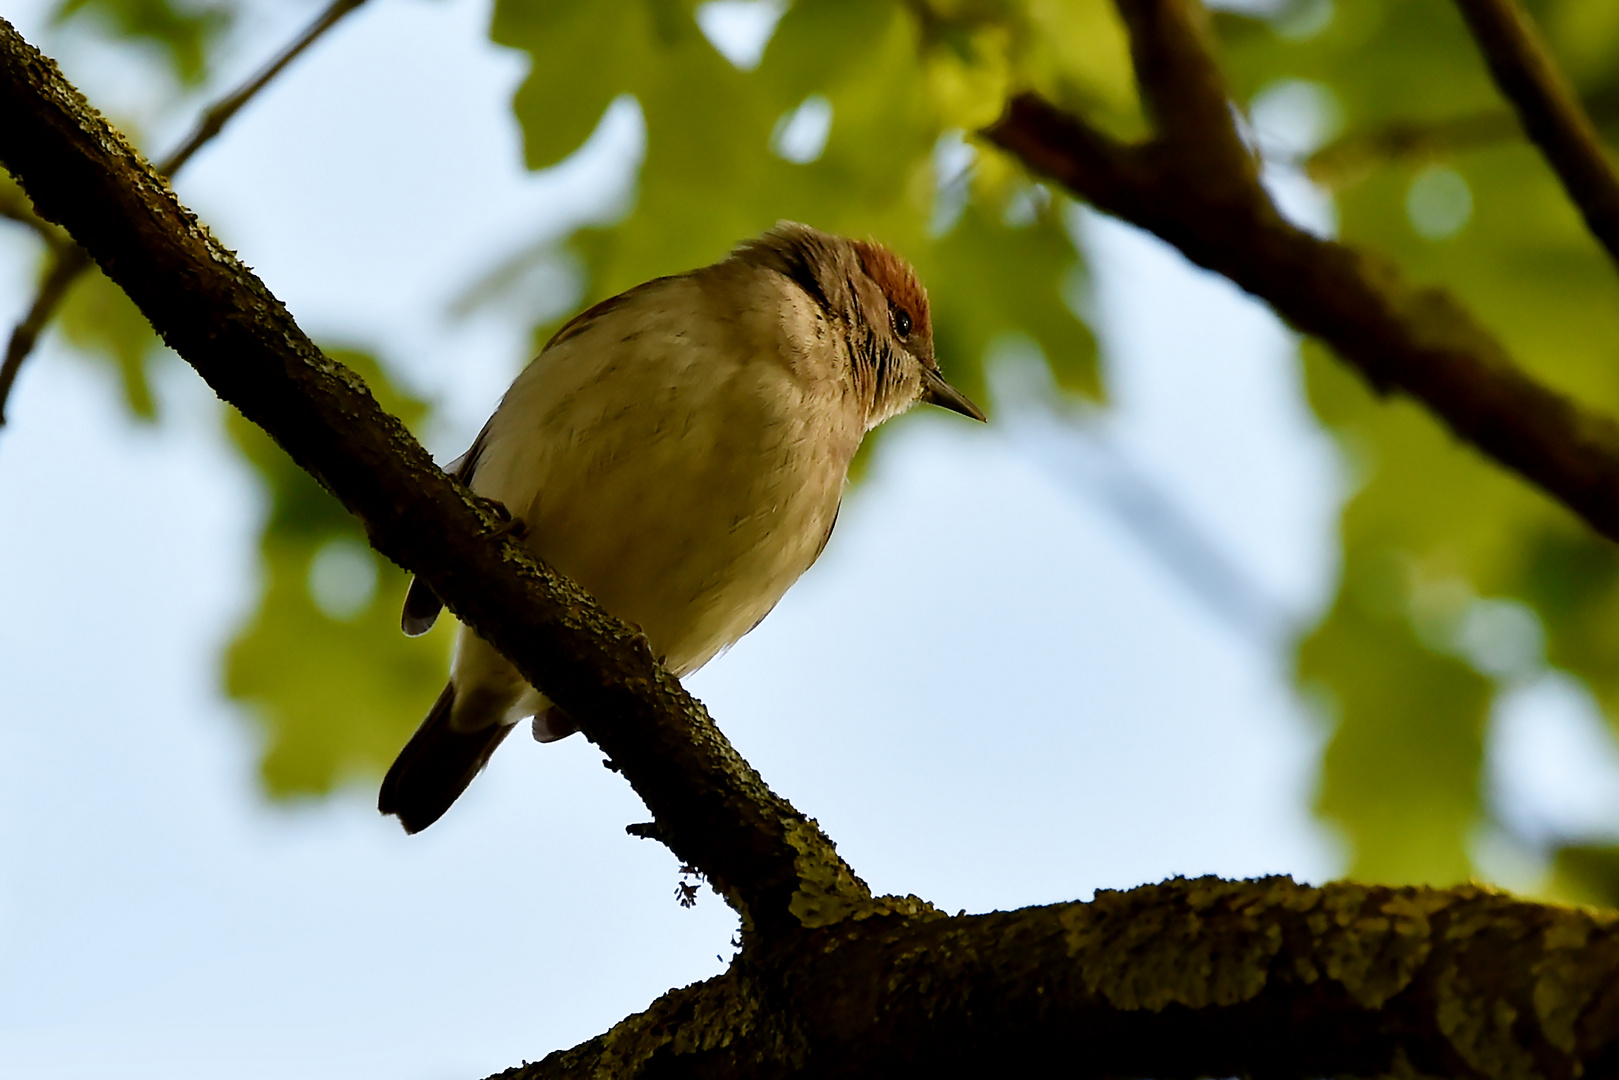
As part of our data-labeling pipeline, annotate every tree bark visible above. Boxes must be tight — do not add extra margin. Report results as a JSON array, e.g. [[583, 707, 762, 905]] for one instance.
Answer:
[[5, 14, 1619, 1080], [493, 878, 1619, 1080]]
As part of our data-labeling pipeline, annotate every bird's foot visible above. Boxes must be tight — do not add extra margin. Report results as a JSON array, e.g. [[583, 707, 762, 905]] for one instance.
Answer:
[[484, 499, 528, 541], [623, 623, 658, 664]]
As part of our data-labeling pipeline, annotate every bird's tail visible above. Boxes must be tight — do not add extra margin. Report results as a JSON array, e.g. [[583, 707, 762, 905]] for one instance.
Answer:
[[379, 683, 515, 833]]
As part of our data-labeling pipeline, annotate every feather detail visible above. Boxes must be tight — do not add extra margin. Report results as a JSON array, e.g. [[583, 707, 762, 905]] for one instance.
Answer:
[[379, 683, 516, 833], [851, 238, 931, 343], [399, 422, 495, 635]]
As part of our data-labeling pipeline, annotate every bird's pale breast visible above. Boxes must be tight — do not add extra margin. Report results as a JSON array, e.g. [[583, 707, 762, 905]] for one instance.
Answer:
[[462, 274, 859, 698]]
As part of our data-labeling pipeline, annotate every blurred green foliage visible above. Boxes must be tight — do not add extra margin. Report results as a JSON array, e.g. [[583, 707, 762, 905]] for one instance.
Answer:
[[17, 0, 1619, 903], [224, 348, 451, 797], [1222, 0, 1619, 890], [487, 0, 1115, 406], [52, 0, 230, 85], [57, 266, 163, 419]]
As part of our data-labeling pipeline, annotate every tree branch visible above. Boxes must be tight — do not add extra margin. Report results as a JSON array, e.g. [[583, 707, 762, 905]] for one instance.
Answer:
[[0, 242, 88, 418], [0, 16, 872, 940], [1115, 0, 1258, 200], [153, 0, 367, 178], [0, 177, 61, 235], [494, 877, 1619, 1079], [1304, 109, 1523, 188], [9, 14, 1619, 1079], [0, 0, 369, 427], [1452, 0, 1619, 273], [984, 5, 1619, 550], [1301, 89, 1619, 190]]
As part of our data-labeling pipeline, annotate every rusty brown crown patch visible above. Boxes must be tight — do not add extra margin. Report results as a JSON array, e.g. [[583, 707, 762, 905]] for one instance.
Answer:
[[852, 240, 931, 355]]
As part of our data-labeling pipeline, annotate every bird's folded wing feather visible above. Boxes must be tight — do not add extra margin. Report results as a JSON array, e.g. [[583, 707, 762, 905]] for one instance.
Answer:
[[400, 422, 492, 636]]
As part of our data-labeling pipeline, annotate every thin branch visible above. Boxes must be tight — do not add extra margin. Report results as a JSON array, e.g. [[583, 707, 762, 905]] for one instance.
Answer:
[[983, 1, 1619, 553], [0, 0, 369, 427], [154, 0, 367, 177], [1452, 0, 1619, 272], [0, 15, 870, 940], [1300, 88, 1619, 189], [1303, 109, 1523, 187], [1008, 412, 1299, 649], [0, 243, 87, 421], [497, 878, 1619, 1079]]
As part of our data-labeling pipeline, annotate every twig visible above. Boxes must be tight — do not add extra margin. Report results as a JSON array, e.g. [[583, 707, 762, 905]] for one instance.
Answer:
[[154, 0, 367, 177], [1298, 89, 1619, 188], [0, 0, 369, 427], [0, 244, 88, 422], [991, 360, 1297, 649], [1452, 0, 1619, 271], [1006, 409, 1298, 650], [1303, 109, 1522, 188]]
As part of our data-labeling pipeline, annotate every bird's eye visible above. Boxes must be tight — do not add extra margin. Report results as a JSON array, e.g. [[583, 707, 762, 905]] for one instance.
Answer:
[[893, 308, 912, 338]]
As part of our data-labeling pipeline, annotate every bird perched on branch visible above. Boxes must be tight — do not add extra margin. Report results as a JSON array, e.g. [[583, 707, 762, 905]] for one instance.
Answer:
[[379, 222, 985, 833]]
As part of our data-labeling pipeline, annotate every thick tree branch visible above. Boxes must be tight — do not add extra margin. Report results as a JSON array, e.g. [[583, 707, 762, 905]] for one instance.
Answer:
[[0, 16, 871, 939], [0, 178, 60, 234], [1115, 0, 1258, 199], [984, 10, 1619, 549], [0, 0, 369, 427], [494, 877, 1619, 1079], [1453, 0, 1619, 272]]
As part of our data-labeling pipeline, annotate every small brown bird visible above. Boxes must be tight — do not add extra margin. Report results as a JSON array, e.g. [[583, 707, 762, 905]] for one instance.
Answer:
[[380, 222, 985, 832]]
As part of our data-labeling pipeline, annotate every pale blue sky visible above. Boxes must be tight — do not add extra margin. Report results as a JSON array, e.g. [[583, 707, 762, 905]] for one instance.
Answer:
[[2, 1, 1615, 1077]]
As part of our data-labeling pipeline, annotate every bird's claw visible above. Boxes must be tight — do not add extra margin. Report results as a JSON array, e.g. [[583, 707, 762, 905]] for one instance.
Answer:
[[484, 500, 528, 541]]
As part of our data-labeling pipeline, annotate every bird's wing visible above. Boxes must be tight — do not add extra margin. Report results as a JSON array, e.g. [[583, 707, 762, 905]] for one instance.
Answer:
[[542, 276, 678, 351], [812, 500, 841, 562], [400, 422, 493, 636], [401, 275, 681, 637]]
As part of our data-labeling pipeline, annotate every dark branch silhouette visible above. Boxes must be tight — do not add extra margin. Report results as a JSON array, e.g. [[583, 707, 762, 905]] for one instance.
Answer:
[[1452, 0, 1619, 273], [0, 0, 370, 427], [0, 178, 60, 233], [984, 0, 1619, 554]]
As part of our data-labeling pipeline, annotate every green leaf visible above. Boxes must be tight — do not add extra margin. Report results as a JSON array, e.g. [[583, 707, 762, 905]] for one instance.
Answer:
[[491, 1, 649, 171], [1222, 0, 1619, 881], [929, 200, 1098, 405], [1299, 561, 1493, 885]]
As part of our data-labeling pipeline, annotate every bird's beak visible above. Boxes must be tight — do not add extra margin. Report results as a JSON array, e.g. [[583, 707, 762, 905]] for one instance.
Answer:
[[921, 367, 987, 422]]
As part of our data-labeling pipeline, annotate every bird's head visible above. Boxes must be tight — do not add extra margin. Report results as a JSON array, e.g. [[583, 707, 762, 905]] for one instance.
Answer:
[[738, 222, 987, 430]]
